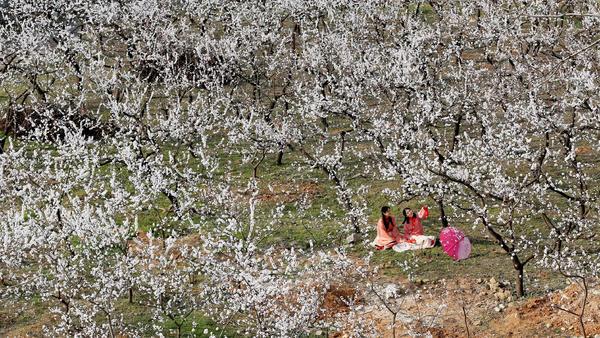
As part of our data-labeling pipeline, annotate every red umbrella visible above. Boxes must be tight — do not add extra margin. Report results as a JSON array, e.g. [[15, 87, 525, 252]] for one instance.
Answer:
[[439, 226, 471, 261]]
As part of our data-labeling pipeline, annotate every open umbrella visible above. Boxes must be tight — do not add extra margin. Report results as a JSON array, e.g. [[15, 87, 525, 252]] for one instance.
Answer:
[[439, 226, 471, 261]]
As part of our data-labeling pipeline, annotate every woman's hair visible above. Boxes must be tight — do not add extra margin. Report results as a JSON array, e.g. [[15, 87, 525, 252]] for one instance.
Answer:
[[402, 208, 413, 225], [381, 206, 392, 231]]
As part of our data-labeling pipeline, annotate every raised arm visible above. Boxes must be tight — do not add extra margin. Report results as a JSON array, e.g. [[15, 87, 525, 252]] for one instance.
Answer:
[[417, 206, 429, 219]]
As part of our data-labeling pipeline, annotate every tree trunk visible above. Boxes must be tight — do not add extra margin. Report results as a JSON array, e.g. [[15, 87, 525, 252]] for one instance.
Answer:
[[320, 117, 328, 132], [276, 149, 284, 165], [106, 313, 115, 338], [253, 149, 266, 178], [436, 198, 449, 228], [516, 264, 525, 298], [352, 215, 360, 234], [391, 312, 396, 338]]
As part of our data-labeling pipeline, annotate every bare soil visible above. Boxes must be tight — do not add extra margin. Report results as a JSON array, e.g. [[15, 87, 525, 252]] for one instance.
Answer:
[[342, 277, 600, 337]]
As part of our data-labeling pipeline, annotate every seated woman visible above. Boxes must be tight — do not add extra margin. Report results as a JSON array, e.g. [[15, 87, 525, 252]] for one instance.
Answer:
[[402, 206, 429, 239], [400, 206, 435, 249], [372, 206, 403, 250]]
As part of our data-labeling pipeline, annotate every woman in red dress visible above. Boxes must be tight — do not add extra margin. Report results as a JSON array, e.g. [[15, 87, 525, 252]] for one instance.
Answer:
[[401, 206, 429, 240]]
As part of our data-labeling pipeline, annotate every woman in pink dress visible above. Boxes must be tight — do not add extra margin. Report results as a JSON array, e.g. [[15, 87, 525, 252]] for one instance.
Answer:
[[373, 206, 403, 250], [401, 206, 429, 239]]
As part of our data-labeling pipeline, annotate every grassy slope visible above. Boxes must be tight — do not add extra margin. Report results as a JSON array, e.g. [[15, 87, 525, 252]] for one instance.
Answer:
[[2, 115, 591, 336]]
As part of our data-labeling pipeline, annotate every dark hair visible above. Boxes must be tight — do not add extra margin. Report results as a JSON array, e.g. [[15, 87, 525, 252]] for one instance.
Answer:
[[402, 208, 413, 225], [381, 206, 392, 231]]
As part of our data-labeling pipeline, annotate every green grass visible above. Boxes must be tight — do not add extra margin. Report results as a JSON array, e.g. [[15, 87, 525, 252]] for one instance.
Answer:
[[204, 142, 584, 299], [0, 296, 239, 337], [120, 301, 238, 337]]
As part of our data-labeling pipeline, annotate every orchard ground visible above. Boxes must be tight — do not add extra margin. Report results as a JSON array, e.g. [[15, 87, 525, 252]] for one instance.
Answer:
[[1, 146, 598, 337]]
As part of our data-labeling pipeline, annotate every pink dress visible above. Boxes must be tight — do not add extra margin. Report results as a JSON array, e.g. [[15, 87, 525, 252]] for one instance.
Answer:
[[403, 206, 429, 239], [374, 216, 403, 249]]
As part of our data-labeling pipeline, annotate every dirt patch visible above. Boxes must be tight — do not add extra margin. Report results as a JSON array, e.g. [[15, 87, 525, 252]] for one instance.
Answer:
[[167, 233, 202, 259], [127, 230, 164, 257], [575, 146, 593, 155], [0, 311, 55, 337], [341, 277, 600, 337], [0, 308, 18, 332], [257, 181, 322, 204], [127, 231, 202, 261], [482, 281, 599, 336], [320, 284, 363, 320]]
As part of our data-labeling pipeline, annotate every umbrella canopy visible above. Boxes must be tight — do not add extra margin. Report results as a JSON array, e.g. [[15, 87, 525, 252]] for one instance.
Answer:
[[439, 227, 472, 261]]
